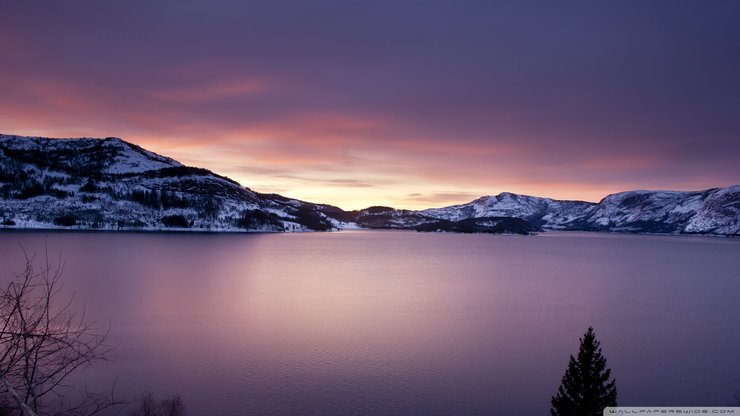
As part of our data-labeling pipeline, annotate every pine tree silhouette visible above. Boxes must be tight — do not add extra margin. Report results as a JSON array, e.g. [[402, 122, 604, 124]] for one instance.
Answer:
[[551, 327, 617, 416]]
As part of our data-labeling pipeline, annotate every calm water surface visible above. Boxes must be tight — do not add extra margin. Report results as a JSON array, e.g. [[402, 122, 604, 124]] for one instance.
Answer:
[[0, 231, 738, 415]]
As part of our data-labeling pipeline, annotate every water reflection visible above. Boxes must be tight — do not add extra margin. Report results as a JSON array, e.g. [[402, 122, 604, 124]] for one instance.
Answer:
[[0, 231, 737, 415]]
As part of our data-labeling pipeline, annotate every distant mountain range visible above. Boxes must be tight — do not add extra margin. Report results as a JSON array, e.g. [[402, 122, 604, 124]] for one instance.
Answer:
[[0, 134, 737, 236]]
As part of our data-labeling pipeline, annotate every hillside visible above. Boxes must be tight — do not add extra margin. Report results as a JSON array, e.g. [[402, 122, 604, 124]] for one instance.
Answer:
[[0, 134, 351, 232], [417, 188, 740, 235], [0, 134, 737, 235]]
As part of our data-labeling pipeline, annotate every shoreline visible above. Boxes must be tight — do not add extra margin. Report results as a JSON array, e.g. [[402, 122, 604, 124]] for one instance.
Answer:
[[0, 226, 735, 238]]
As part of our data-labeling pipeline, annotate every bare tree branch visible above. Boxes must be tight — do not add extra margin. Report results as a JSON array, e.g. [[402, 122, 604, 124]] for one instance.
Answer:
[[0, 247, 121, 416]]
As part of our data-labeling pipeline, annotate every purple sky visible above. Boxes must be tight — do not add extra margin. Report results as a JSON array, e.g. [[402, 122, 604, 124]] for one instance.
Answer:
[[1, 1, 739, 209]]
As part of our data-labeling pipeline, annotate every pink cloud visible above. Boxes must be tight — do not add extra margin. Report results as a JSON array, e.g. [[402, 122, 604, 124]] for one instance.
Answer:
[[147, 79, 271, 103]]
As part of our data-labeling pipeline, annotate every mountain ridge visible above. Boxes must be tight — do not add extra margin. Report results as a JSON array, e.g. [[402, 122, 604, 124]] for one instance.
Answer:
[[0, 134, 737, 235]]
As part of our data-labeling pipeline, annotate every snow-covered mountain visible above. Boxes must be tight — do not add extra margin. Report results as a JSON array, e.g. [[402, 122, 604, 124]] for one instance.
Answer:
[[0, 134, 352, 232], [421, 192, 594, 229], [417, 187, 739, 235], [0, 134, 737, 235], [575, 186, 740, 235]]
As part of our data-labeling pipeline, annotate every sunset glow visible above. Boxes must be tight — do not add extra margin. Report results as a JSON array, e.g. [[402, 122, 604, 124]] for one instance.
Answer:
[[1, 2, 739, 209]]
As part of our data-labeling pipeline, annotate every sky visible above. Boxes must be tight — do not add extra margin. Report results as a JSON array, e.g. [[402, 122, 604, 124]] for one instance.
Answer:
[[1, 1, 739, 210]]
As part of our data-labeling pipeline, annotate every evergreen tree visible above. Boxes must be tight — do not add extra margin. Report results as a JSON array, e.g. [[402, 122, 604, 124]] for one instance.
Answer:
[[551, 327, 617, 416]]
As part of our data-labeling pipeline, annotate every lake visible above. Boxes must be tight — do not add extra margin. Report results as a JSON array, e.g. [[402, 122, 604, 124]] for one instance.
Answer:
[[0, 230, 738, 415]]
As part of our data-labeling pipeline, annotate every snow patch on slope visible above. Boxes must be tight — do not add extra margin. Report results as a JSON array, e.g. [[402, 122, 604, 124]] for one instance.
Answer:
[[101, 138, 181, 174]]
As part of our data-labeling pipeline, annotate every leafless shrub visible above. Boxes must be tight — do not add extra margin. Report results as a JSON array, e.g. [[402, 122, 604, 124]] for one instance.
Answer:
[[129, 393, 185, 416]]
